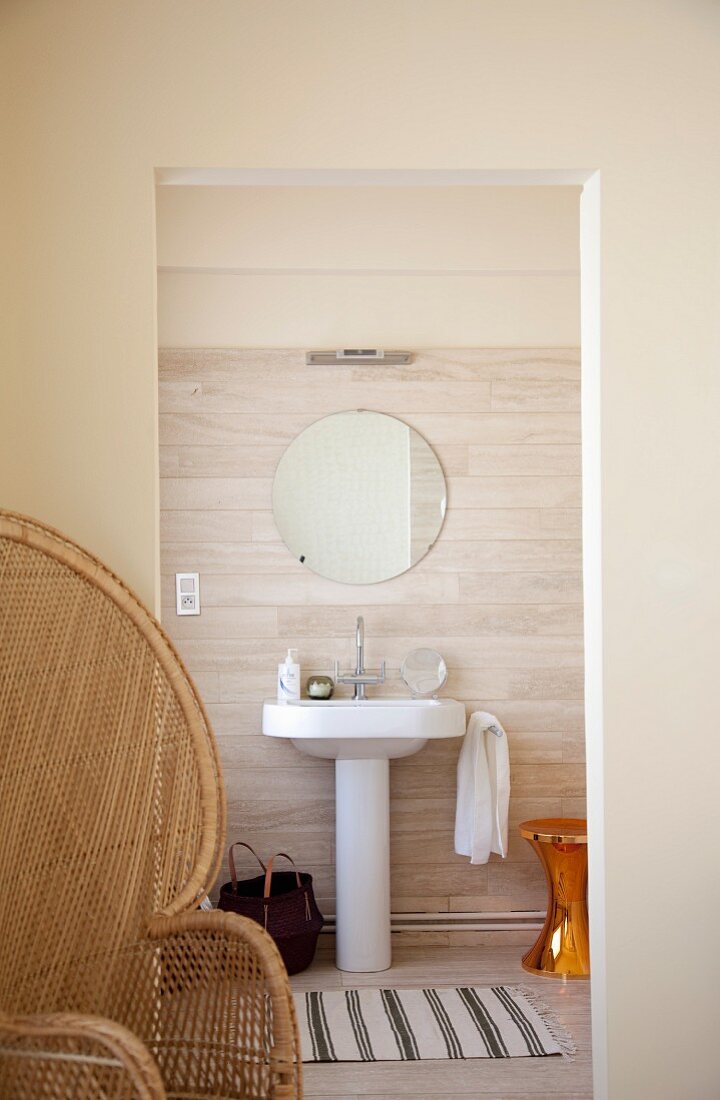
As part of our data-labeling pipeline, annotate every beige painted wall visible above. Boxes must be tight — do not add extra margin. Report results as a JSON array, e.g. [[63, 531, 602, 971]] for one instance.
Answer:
[[2, 3, 720, 1097], [159, 347, 584, 921], [157, 185, 580, 346]]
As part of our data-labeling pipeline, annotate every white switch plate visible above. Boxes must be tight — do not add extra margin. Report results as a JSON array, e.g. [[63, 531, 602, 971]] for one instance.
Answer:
[[176, 572, 200, 615]]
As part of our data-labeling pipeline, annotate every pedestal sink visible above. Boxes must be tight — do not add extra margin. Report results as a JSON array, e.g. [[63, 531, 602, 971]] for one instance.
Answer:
[[262, 697, 465, 972]]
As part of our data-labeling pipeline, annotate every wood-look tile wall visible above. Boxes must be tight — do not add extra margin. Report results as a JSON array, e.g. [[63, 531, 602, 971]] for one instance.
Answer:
[[159, 348, 585, 918]]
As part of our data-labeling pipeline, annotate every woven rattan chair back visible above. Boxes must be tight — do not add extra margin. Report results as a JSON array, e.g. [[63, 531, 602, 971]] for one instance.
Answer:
[[0, 511, 226, 1018]]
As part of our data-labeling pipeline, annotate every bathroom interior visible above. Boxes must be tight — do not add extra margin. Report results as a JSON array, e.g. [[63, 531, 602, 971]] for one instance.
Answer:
[[156, 177, 589, 1094]]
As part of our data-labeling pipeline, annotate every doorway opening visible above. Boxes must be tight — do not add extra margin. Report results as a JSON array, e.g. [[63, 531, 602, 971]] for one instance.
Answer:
[[154, 166, 603, 1095]]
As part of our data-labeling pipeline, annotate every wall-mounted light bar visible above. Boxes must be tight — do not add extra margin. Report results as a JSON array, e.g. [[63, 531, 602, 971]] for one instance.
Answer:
[[306, 349, 413, 366]]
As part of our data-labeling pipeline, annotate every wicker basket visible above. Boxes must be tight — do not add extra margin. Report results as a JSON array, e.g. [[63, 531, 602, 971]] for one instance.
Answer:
[[218, 843, 324, 975]]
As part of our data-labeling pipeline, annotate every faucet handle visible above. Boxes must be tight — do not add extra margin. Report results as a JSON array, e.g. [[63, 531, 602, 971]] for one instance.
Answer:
[[333, 658, 386, 686], [355, 660, 386, 686]]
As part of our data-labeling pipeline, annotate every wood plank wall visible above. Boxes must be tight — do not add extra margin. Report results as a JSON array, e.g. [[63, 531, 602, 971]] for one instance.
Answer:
[[159, 348, 585, 936]]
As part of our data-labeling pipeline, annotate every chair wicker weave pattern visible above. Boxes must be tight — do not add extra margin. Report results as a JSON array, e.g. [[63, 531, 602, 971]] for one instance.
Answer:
[[0, 1014, 166, 1099], [0, 512, 300, 1098]]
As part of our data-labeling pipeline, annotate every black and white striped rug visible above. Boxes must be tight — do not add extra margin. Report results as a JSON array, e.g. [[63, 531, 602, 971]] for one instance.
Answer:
[[296, 985, 575, 1062]]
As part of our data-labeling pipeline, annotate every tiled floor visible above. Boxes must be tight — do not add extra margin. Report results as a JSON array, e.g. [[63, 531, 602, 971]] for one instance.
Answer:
[[292, 945, 592, 1099]]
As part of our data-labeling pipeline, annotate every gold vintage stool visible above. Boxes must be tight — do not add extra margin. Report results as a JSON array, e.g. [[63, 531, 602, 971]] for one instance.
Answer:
[[519, 818, 589, 979]]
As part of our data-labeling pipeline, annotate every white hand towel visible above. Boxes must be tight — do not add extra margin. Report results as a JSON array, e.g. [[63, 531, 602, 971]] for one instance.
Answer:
[[454, 710, 510, 865]]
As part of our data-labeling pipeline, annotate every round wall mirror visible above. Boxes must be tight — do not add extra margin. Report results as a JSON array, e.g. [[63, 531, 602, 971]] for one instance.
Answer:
[[401, 648, 448, 696], [272, 410, 447, 584]]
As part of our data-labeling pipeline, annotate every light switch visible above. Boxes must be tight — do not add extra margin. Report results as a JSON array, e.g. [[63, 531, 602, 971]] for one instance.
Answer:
[[176, 572, 200, 615]]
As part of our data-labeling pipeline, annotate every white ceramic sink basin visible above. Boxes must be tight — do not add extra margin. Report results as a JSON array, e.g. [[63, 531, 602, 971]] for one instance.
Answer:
[[262, 694, 466, 974], [262, 696, 465, 759]]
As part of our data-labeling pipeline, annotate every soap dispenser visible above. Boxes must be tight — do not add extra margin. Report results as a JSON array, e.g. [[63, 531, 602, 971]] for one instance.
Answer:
[[277, 648, 301, 702]]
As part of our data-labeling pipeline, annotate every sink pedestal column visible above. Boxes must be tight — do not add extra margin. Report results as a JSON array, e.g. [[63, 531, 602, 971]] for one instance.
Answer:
[[335, 758, 391, 972]]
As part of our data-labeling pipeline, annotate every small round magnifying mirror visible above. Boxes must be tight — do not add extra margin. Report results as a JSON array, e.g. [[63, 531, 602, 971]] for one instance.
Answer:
[[401, 648, 448, 697]]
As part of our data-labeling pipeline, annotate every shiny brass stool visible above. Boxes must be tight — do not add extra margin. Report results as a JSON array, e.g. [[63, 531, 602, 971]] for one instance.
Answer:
[[519, 818, 589, 979]]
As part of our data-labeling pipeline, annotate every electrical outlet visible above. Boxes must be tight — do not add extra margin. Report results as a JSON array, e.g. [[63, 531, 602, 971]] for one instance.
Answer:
[[176, 572, 200, 616]]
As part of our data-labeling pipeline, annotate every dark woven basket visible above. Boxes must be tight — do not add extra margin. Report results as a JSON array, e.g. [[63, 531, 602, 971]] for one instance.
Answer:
[[218, 842, 324, 975]]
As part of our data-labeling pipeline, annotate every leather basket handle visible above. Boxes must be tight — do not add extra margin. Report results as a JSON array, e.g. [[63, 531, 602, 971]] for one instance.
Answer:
[[263, 852, 302, 897], [228, 842, 266, 894], [263, 852, 312, 926]]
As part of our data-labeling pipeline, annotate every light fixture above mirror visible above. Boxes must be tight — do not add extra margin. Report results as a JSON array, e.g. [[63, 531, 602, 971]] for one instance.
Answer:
[[305, 349, 413, 366]]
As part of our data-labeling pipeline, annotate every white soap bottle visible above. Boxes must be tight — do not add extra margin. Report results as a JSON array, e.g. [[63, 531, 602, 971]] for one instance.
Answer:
[[277, 648, 301, 702]]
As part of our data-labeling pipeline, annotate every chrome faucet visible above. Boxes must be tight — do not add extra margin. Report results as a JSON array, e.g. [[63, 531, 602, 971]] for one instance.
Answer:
[[355, 614, 365, 678], [334, 615, 386, 701]]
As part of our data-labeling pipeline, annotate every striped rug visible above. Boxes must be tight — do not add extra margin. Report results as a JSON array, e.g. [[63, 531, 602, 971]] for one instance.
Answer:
[[295, 986, 575, 1062]]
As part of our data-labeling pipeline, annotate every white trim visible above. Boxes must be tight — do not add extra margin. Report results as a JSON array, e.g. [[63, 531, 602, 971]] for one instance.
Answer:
[[580, 171, 607, 1100], [155, 167, 593, 188], [158, 265, 580, 278]]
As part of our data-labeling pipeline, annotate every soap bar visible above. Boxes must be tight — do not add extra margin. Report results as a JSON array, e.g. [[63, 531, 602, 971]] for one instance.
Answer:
[[306, 675, 334, 699]]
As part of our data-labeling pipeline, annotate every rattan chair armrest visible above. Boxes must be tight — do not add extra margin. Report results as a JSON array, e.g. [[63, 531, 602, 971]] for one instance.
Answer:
[[0, 1010, 166, 1099], [145, 910, 301, 1099]]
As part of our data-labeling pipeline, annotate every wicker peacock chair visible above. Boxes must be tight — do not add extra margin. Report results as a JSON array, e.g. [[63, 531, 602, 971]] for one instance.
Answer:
[[0, 511, 301, 1099]]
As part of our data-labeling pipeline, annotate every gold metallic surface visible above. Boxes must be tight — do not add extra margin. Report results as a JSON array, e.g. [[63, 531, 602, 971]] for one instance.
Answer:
[[519, 818, 590, 980]]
